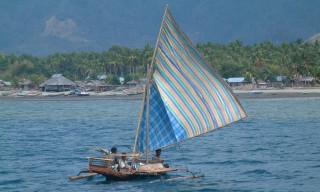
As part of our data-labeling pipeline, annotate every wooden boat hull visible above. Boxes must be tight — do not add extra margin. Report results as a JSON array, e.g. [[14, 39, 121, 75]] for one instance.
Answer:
[[103, 171, 162, 181], [88, 160, 178, 181]]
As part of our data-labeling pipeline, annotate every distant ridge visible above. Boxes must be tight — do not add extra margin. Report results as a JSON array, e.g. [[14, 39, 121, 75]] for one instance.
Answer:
[[305, 33, 320, 43], [1, 0, 320, 56]]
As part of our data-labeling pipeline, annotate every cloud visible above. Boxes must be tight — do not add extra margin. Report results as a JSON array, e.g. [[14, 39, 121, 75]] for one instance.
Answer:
[[43, 15, 88, 43]]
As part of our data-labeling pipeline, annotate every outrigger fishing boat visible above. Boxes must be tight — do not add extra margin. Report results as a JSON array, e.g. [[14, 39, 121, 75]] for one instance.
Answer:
[[70, 5, 246, 181]]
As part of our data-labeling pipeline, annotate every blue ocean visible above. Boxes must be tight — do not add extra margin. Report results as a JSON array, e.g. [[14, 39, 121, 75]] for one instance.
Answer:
[[1, 97, 319, 191]]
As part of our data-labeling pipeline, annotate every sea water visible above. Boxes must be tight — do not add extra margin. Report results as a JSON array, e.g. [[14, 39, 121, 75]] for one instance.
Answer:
[[0, 97, 319, 191]]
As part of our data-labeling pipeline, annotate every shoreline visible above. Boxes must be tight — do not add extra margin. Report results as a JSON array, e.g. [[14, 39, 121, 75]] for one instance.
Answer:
[[1, 88, 320, 100], [233, 88, 320, 99]]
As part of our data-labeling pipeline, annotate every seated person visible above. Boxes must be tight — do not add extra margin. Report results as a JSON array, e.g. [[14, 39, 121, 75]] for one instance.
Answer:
[[152, 149, 162, 161], [152, 149, 169, 168], [118, 153, 130, 171], [107, 147, 119, 170], [135, 149, 162, 164]]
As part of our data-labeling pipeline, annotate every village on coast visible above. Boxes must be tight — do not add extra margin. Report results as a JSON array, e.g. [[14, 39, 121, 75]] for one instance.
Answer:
[[1, 73, 320, 99]]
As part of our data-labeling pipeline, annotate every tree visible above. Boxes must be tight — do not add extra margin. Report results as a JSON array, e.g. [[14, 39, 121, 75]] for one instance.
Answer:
[[30, 74, 46, 87], [142, 44, 153, 74]]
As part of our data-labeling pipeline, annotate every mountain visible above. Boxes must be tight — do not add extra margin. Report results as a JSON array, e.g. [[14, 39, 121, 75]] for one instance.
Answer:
[[305, 33, 320, 43], [1, 0, 320, 56]]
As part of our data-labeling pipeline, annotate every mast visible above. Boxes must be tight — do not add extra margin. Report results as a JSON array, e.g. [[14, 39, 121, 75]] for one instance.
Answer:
[[132, 81, 148, 153], [132, 5, 169, 162]]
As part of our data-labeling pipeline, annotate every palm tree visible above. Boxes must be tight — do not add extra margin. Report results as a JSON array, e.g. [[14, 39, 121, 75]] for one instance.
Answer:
[[30, 74, 46, 87], [76, 62, 87, 80], [108, 53, 122, 76], [128, 54, 138, 75], [142, 44, 153, 74]]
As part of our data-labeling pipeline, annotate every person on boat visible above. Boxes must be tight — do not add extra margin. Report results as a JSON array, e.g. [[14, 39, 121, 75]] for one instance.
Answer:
[[152, 149, 169, 168], [118, 153, 130, 169], [107, 147, 119, 170], [152, 149, 162, 161]]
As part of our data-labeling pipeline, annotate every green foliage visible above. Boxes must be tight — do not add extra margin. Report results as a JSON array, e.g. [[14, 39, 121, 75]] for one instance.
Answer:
[[197, 40, 320, 83], [0, 40, 319, 87], [124, 74, 132, 84], [0, 53, 9, 72], [106, 74, 120, 85], [30, 74, 47, 87], [11, 77, 21, 88]]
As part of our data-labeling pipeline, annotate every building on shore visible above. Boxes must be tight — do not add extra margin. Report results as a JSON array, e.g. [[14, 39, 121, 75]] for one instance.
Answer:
[[39, 74, 76, 92], [0, 80, 12, 91], [20, 79, 33, 90], [254, 79, 267, 88], [227, 77, 246, 88], [85, 80, 109, 91]]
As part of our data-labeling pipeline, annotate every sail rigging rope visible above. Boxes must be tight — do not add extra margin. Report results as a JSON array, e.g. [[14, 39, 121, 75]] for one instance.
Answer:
[[177, 143, 196, 177]]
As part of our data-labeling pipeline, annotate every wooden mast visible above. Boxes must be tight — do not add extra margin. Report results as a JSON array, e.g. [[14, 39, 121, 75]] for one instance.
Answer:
[[132, 82, 147, 153], [132, 5, 169, 163]]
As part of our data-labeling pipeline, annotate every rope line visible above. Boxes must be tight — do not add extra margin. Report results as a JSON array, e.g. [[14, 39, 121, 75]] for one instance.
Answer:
[[177, 143, 196, 177]]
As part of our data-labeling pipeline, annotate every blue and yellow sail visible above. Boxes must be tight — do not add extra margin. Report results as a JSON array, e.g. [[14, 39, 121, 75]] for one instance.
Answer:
[[134, 8, 247, 153]]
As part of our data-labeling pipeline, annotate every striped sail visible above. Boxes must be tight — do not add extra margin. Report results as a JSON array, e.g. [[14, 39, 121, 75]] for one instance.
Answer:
[[135, 8, 246, 153]]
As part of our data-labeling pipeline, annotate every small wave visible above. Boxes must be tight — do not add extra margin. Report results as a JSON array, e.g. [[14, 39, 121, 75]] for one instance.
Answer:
[[0, 170, 10, 174], [240, 136, 256, 139], [307, 164, 320, 168], [243, 169, 271, 175], [0, 179, 24, 185], [249, 147, 268, 152], [238, 160, 266, 164], [215, 160, 236, 165], [215, 160, 266, 165]]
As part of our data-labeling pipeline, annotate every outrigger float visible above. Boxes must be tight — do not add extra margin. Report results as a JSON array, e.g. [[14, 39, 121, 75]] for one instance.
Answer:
[[70, 5, 246, 181]]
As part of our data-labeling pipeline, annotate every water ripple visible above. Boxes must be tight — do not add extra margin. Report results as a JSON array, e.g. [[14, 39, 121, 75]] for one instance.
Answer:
[[1, 98, 320, 191]]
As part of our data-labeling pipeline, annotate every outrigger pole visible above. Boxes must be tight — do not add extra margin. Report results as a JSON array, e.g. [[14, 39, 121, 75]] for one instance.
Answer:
[[69, 173, 98, 180], [133, 5, 169, 163]]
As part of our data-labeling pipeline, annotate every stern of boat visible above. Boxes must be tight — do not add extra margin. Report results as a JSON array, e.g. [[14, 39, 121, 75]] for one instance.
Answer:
[[87, 157, 114, 174]]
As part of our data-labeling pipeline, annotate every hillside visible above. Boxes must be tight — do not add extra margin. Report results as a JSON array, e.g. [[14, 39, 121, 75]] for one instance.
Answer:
[[1, 0, 320, 56], [305, 33, 320, 43]]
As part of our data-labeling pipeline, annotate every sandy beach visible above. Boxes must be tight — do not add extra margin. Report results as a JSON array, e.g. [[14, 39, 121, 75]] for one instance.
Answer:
[[0, 90, 143, 100], [1, 88, 320, 100], [233, 87, 320, 99]]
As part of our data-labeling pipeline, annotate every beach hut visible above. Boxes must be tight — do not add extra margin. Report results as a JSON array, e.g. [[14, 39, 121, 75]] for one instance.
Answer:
[[126, 80, 138, 89], [299, 76, 314, 86], [276, 76, 287, 82], [255, 79, 267, 88], [21, 79, 32, 90], [227, 77, 245, 88], [39, 74, 76, 92], [290, 75, 314, 87], [0, 80, 5, 88], [0, 80, 12, 90], [86, 80, 107, 91], [271, 76, 287, 88]]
